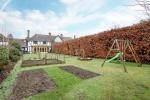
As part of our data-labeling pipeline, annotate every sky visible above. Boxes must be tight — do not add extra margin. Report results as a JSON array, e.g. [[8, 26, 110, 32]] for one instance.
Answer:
[[0, 0, 148, 38]]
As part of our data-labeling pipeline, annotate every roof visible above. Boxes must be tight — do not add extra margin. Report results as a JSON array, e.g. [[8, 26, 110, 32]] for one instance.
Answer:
[[29, 34, 72, 42], [7, 34, 13, 39], [29, 34, 50, 41], [63, 37, 72, 41]]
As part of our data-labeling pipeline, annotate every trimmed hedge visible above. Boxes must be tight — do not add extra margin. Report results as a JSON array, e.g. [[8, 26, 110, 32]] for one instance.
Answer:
[[52, 21, 150, 64]]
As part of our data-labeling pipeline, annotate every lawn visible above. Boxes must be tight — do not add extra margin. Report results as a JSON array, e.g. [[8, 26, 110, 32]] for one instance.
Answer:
[[0, 53, 150, 100]]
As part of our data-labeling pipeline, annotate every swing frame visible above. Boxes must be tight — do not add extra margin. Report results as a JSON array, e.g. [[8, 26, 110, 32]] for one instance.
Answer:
[[101, 39, 142, 73]]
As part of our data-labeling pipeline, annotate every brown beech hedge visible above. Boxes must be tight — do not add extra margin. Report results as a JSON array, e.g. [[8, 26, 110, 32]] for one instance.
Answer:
[[52, 21, 150, 64]]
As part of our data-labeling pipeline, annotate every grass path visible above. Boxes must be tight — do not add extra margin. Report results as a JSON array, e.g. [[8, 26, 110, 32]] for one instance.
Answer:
[[26, 67, 81, 100]]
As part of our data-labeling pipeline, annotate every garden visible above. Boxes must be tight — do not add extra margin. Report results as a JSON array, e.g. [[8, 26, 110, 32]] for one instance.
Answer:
[[0, 52, 149, 100], [0, 21, 150, 100]]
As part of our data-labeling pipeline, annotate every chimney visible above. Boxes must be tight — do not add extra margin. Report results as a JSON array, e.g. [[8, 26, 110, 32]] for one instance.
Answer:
[[49, 32, 52, 52], [49, 32, 52, 41], [60, 34, 63, 41], [26, 30, 30, 52], [27, 30, 30, 40], [74, 35, 76, 39], [60, 34, 63, 38]]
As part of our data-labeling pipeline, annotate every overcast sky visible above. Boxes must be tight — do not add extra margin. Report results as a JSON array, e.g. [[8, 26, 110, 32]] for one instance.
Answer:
[[0, 0, 148, 38]]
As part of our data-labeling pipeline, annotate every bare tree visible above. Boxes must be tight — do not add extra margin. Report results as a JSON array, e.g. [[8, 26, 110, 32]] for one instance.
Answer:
[[135, 0, 150, 20]]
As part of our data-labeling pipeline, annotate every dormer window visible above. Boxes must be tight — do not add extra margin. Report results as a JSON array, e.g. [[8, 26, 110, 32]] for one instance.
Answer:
[[43, 41, 46, 44], [34, 41, 37, 44]]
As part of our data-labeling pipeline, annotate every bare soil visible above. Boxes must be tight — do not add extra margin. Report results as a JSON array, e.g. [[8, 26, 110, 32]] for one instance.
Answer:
[[8, 69, 55, 100], [59, 66, 100, 79], [0, 61, 15, 84], [22, 59, 64, 67]]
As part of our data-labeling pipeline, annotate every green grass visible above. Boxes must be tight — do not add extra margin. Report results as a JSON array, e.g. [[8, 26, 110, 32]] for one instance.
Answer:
[[0, 53, 150, 100], [26, 67, 81, 100]]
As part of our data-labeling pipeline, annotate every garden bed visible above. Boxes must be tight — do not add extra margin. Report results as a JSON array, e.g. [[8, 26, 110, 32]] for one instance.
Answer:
[[22, 59, 64, 67], [0, 61, 15, 84], [8, 69, 56, 100], [59, 66, 100, 79]]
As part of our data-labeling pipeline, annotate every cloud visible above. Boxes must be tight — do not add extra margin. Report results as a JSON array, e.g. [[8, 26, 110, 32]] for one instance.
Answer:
[[0, 0, 12, 11], [61, 0, 105, 16], [72, 5, 148, 37], [0, 0, 148, 39], [0, 0, 105, 38]]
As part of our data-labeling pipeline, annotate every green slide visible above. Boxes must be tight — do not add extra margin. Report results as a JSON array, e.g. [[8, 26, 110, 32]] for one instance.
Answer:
[[106, 52, 123, 63]]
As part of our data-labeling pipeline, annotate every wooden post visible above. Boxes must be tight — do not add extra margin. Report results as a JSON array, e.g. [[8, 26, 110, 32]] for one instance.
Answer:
[[101, 39, 116, 67], [120, 52, 128, 73]]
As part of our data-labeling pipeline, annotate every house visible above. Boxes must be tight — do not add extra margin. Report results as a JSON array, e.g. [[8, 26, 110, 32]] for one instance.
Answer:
[[0, 31, 72, 53], [0, 33, 8, 46], [26, 30, 72, 53], [0, 33, 27, 53]]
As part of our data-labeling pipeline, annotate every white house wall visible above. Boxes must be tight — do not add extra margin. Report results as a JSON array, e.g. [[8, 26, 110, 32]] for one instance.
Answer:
[[0, 42, 8, 45], [54, 37, 62, 42], [27, 41, 51, 53]]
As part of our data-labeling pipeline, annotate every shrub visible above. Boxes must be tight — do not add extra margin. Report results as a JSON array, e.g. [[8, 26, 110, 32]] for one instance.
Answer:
[[10, 41, 21, 51], [0, 46, 9, 69], [9, 41, 22, 62], [9, 47, 21, 62]]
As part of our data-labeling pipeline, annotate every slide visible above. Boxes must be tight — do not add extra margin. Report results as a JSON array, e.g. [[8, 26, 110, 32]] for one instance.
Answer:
[[106, 52, 123, 63]]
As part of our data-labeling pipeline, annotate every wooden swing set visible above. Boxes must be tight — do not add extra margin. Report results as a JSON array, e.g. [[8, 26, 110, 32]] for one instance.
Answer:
[[101, 39, 142, 73]]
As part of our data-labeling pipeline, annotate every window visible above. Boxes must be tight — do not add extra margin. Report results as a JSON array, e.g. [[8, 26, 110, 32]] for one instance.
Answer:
[[33, 41, 37, 44], [43, 41, 46, 44]]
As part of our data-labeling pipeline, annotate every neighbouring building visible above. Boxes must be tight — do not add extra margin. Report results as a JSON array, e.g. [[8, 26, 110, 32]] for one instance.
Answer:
[[0, 33, 27, 52], [26, 31, 72, 53], [0, 33, 8, 46], [14, 39, 27, 53], [0, 31, 72, 53]]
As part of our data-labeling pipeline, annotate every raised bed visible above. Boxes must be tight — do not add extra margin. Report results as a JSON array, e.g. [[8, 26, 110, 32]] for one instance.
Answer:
[[59, 65, 100, 79], [8, 69, 56, 100], [22, 59, 65, 67]]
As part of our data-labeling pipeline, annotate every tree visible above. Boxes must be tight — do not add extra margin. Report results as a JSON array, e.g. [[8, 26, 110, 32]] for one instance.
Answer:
[[9, 47, 21, 62], [9, 41, 22, 62], [10, 41, 21, 51], [135, 0, 150, 20]]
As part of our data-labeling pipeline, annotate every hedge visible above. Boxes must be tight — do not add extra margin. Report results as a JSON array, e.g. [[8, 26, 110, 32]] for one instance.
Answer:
[[52, 21, 150, 64]]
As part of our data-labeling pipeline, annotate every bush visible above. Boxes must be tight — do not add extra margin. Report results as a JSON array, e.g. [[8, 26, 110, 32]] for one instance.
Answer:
[[0, 46, 9, 69], [9, 47, 21, 62], [10, 41, 21, 51], [9, 41, 22, 62]]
